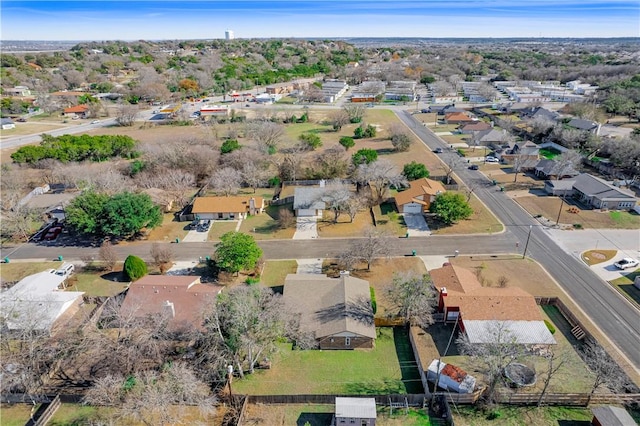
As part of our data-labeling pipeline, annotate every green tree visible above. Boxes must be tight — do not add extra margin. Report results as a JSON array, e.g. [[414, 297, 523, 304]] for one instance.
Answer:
[[339, 136, 355, 150], [363, 124, 377, 138], [299, 133, 322, 150], [215, 232, 263, 275], [123, 255, 147, 281], [352, 148, 378, 166], [65, 191, 110, 235], [353, 126, 365, 139], [101, 193, 162, 238], [403, 161, 430, 180], [220, 139, 241, 154], [430, 192, 473, 224]]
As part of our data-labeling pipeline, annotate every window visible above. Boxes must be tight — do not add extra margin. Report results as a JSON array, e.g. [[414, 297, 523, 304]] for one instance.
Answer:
[[218, 213, 223, 219], [345, 337, 351, 346]]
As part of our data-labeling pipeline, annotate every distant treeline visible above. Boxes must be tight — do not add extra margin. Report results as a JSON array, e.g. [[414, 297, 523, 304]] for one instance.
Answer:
[[11, 134, 138, 163]]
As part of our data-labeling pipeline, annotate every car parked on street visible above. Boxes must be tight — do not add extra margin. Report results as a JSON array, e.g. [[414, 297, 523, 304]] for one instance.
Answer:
[[468, 164, 479, 170], [614, 258, 639, 270], [434, 148, 444, 153], [485, 156, 500, 163]]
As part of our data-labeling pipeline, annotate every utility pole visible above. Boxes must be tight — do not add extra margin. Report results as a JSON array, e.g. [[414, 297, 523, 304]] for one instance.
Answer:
[[523, 225, 533, 259], [227, 365, 234, 399], [555, 196, 565, 226]]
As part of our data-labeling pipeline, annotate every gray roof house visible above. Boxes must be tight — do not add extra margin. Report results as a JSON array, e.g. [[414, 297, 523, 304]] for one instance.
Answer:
[[591, 406, 636, 426], [1, 118, 16, 130], [545, 173, 637, 210], [334, 397, 377, 426], [534, 159, 579, 179], [544, 179, 575, 197], [293, 187, 327, 217], [567, 118, 600, 134], [520, 106, 559, 121], [473, 128, 510, 146], [283, 272, 376, 350]]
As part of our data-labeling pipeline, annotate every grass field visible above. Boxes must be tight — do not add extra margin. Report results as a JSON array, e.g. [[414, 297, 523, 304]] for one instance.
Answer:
[[0, 404, 38, 426], [427, 192, 503, 235], [515, 195, 640, 229], [207, 221, 239, 241], [581, 249, 617, 266], [233, 327, 423, 395], [609, 268, 640, 307], [453, 405, 592, 426], [239, 205, 296, 240], [260, 260, 298, 289], [145, 213, 189, 242]]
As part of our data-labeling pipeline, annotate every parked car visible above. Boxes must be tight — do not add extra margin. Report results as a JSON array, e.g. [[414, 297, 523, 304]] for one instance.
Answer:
[[614, 258, 639, 270], [485, 156, 500, 163], [197, 219, 211, 232], [434, 148, 444, 154], [91, 120, 100, 124], [468, 164, 479, 170], [189, 219, 199, 230], [421, 109, 430, 113], [17, 117, 27, 122]]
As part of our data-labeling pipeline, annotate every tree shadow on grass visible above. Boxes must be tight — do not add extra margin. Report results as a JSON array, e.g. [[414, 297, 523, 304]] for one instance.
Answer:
[[297, 412, 334, 426], [557, 421, 591, 426], [618, 284, 640, 305], [344, 378, 406, 395], [393, 327, 425, 394], [100, 271, 125, 282]]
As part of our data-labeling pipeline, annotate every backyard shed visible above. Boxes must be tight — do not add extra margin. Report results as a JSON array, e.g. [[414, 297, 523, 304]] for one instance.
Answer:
[[334, 397, 377, 426]]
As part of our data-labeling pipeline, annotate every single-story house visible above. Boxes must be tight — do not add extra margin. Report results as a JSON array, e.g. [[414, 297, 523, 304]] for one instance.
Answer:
[[0, 269, 84, 332], [63, 104, 89, 118], [546, 173, 637, 210], [567, 118, 600, 135], [519, 106, 559, 121], [191, 196, 264, 220], [1, 118, 16, 130], [534, 159, 579, 180], [334, 397, 377, 426], [293, 187, 326, 217], [393, 178, 446, 214], [4, 86, 31, 97], [430, 264, 556, 346], [591, 405, 636, 426], [444, 112, 476, 124], [120, 275, 223, 331], [473, 128, 511, 146], [459, 121, 492, 134], [544, 179, 575, 197], [283, 272, 376, 350]]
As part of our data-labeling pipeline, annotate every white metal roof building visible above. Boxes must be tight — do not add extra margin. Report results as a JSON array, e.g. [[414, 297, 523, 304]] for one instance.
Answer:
[[335, 397, 377, 424], [0, 269, 84, 331], [463, 320, 556, 345]]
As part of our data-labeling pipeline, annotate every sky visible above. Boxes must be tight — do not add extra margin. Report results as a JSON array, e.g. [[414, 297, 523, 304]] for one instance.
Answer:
[[1, 1, 639, 41]]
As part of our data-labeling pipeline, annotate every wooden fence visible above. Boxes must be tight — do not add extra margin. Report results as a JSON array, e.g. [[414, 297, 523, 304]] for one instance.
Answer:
[[244, 394, 428, 406], [495, 391, 640, 406], [25, 394, 61, 426]]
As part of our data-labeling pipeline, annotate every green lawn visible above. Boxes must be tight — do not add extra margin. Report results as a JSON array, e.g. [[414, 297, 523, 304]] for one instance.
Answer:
[[207, 221, 239, 241], [260, 260, 298, 289], [609, 268, 640, 307], [238, 205, 296, 240], [233, 327, 423, 395], [0, 404, 38, 426], [67, 269, 129, 297], [539, 148, 561, 160], [453, 405, 592, 426], [48, 404, 106, 426], [609, 210, 640, 227]]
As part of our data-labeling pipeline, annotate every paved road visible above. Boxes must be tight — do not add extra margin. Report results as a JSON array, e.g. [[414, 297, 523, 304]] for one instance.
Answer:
[[398, 110, 640, 370]]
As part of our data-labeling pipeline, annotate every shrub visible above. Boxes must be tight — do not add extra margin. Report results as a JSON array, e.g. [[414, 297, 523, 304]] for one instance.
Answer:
[[123, 255, 147, 281], [268, 176, 281, 187], [245, 276, 260, 285], [299, 133, 322, 150], [352, 148, 378, 166], [220, 139, 241, 154], [544, 319, 556, 334], [403, 161, 429, 180], [370, 287, 377, 314], [573, 223, 583, 229], [339, 136, 355, 150], [486, 410, 502, 420]]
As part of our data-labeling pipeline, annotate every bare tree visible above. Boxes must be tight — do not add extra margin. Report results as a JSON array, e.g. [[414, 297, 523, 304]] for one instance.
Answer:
[[342, 104, 366, 123], [246, 121, 284, 153], [277, 208, 295, 229], [320, 180, 353, 223], [242, 162, 268, 193], [343, 227, 392, 271], [99, 241, 118, 271], [456, 321, 527, 405], [551, 150, 582, 179], [210, 167, 242, 196], [354, 159, 407, 204], [344, 194, 366, 223], [537, 349, 569, 407], [389, 123, 413, 152], [511, 153, 538, 183], [386, 272, 437, 327], [313, 144, 349, 179], [581, 340, 630, 405], [329, 109, 350, 131], [150, 243, 174, 274], [115, 103, 139, 126]]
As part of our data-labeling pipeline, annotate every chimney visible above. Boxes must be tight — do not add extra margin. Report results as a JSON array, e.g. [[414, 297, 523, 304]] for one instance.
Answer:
[[438, 287, 447, 312], [319, 179, 326, 188], [163, 300, 175, 318], [249, 197, 255, 214]]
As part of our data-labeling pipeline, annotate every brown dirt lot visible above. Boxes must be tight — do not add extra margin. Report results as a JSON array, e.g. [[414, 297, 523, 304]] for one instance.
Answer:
[[515, 194, 640, 229]]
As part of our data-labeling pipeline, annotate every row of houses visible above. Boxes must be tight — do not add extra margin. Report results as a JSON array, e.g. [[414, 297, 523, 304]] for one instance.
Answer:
[[350, 80, 418, 103]]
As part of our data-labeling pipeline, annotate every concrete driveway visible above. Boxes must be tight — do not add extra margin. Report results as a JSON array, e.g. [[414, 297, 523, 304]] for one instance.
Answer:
[[181, 229, 209, 242], [296, 258, 324, 274], [590, 258, 638, 282], [293, 216, 318, 240], [403, 214, 431, 237]]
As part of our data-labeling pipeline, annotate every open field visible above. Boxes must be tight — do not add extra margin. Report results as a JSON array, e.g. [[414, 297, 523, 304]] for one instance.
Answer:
[[233, 327, 423, 395], [242, 404, 432, 426], [0, 122, 68, 139], [145, 213, 189, 242], [515, 195, 640, 229], [427, 192, 503, 235], [239, 205, 296, 240], [0, 403, 38, 426]]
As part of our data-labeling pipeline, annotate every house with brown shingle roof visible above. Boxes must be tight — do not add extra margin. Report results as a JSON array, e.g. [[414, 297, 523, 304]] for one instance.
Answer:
[[283, 272, 375, 350], [444, 112, 476, 124], [393, 178, 446, 214], [120, 275, 222, 331], [430, 264, 556, 345], [191, 196, 264, 220], [459, 121, 492, 134], [63, 104, 89, 118]]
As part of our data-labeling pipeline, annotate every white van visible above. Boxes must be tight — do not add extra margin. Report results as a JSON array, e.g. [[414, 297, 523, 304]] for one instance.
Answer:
[[55, 262, 75, 277]]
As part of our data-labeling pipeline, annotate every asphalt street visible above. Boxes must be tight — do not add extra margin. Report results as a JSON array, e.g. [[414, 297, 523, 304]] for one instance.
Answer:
[[398, 110, 640, 371]]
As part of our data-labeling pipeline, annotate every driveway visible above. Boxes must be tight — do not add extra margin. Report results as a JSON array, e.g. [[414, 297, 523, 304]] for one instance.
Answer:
[[181, 229, 209, 242], [544, 228, 640, 258], [296, 258, 324, 274], [403, 214, 431, 237], [293, 216, 318, 240], [589, 258, 638, 282]]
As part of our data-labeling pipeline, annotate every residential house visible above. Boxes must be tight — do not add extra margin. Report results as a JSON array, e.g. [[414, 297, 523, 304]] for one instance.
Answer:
[[283, 272, 376, 350], [444, 112, 476, 125], [500, 141, 540, 166], [350, 93, 378, 103], [459, 121, 492, 134], [547, 173, 637, 210], [120, 275, 223, 331], [321, 80, 349, 103], [0, 269, 84, 332], [385, 80, 417, 102], [191, 196, 264, 220], [591, 406, 636, 426], [394, 178, 446, 214], [430, 264, 556, 346], [63, 104, 89, 118], [534, 159, 579, 180], [333, 397, 377, 426], [472, 128, 510, 147], [293, 186, 327, 217], [4, 86, 31, 97], [543, 180, 575, 197], [1, 118, 16, 130], [567, 118, 600, 135], [519, 106, 559, 121]]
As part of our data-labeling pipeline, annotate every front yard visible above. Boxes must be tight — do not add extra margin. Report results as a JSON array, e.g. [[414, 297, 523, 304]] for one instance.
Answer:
[[233, 327, 423, 395], [427, 192, 503, 235], [515, 195, 640, 229]]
